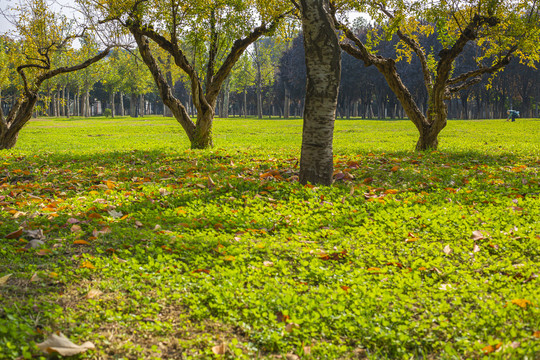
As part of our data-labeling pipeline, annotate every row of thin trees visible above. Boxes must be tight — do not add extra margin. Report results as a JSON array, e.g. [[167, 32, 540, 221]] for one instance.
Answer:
[[81, 31, 540, 120]]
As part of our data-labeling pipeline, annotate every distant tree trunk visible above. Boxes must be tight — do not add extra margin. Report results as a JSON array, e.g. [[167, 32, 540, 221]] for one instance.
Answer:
[[65, 89, 70, 118], [139, 94, 145, 116], [81, 90, 90, 117], [284, 87, 290, 118], [298, 0, 341, 186], [73, 92, 78, 116], [254, 41, 263, 119], [222, 78, 230, 118], [130, 94, 137, 117], [119, 93, 125, 116], [243, 90, 248, 117], [110, 91, 115, 117], [59, 88, 64, 117], [52, 91, 57, 117], [45, 89, 51, 116]]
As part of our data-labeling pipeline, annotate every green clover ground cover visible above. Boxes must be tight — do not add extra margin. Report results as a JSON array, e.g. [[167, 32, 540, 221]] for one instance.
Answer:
[[0, 116, 539, 359]]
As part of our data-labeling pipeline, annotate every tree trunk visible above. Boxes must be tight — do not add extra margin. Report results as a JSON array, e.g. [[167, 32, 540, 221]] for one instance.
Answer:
[[191, 110, 214, 149], [130, 94, 137, 117], [243, 90, 247, 118], [110, 91, 115, 118], [139, 94, 145, 116], [298, 0, 341, 186], [65, 89, 70, 118], [82, 90, 90, 117], [254, 41, 264, 119], [119, 93, 125, 116], [222, 79, 230, 118], [0, 97, 37, 150], [284, 87, 290, 118], [75, 91, 80, 116]]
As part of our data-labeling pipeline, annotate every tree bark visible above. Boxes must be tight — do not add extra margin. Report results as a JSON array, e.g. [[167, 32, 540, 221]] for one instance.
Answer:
[[139, 94, 145, 116], [284, 87, 290, 118], [65, 89, 70, 118], [254, 41, 264, 119], [110, 91, 115, 117], [130, 93, 137, 117], [119, 93, 125, 116], [222, 78, 230, 118], [298, 0, 341, 186], [243, 90, 248, 117]]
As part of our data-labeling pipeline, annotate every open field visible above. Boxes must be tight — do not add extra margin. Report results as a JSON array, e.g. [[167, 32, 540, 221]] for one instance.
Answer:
[[1, 117, 539, 359]]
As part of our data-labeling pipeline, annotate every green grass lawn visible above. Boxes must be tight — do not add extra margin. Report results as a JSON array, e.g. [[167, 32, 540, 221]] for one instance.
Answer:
[[1, 116, 539, 359]]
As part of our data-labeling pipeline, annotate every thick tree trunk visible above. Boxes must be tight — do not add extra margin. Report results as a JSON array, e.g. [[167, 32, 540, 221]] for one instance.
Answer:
[[191, 110, 214, 149], [298, 0, 341, 186], [0, 97, 36, 150], [416, 124, 441, 151]]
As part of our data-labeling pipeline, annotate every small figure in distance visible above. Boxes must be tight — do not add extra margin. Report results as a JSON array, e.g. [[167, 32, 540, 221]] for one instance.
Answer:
[[506, 109, 519, 122]]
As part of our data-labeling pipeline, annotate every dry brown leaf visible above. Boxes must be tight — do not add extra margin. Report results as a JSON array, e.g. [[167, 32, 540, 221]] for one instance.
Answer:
[[107, 210, 123, 219], [73, 240, 90, 245], [0, 274, 12, 285], [97, 226, 111, 235], [211, 342, 227, 355], [443, 245, 452, 255], [86, 289, 103, 299], [285, 323, 300, 333], [471, 230, 485, 240], [31, 273, 41, 282], [5, 228, 23, 239], [36, 332, 95, 356], [135, 221, 143, 228], [473, 244, 481, 253], [70, 225, 82, 233], [303, 346, 312, 355], [159, 188, 171, 196], [263, 261, 274, 267], [285, 354, 300, 360]]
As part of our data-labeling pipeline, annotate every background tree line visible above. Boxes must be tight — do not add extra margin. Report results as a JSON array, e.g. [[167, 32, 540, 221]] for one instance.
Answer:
[[2, 21, 538, 121]]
